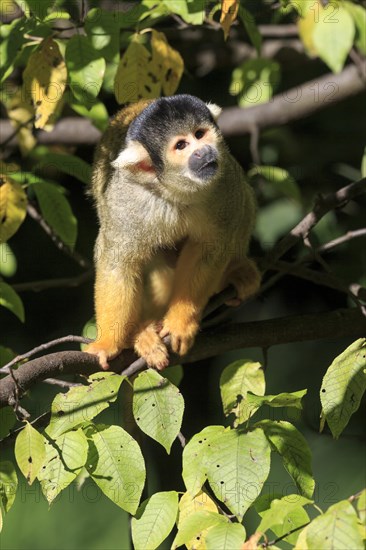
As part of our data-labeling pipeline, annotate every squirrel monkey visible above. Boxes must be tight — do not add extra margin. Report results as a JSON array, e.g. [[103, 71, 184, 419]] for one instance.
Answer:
[[85, 95, 260, 370]]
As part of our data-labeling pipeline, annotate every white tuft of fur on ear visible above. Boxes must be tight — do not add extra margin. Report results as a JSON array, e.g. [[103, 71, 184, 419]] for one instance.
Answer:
[[111, 141, 151, 169], [206, 102, 222, 121]]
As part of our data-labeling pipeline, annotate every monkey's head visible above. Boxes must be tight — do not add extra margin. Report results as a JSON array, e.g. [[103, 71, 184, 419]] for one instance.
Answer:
[[112, 95, 223, 196]]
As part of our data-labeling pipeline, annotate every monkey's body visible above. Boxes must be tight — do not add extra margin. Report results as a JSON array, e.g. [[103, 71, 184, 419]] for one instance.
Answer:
[[86, 96, 260, 369]]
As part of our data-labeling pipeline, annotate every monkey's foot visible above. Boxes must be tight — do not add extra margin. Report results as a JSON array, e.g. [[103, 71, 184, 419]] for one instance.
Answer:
[[134, 325, 169, 370], [160, 316, 198, 356], [84, 342, 120, 370], [225, 259, 261, 306]]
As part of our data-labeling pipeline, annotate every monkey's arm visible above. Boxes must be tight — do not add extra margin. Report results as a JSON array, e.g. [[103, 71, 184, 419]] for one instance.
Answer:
[[85, 254, 142, 369], [160, 239, 229, 355]]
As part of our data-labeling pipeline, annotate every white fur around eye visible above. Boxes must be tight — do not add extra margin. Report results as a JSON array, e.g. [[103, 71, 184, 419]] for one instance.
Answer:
[[206, 102, 222, 121]]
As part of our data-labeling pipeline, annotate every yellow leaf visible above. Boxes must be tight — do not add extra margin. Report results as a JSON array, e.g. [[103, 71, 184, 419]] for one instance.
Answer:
[[22, 37, 67, 129], [220, 0, 239, 40], [0, 175, 27, 243], [4, 86, 36, 156], [114, 35, 160, 104], [150, 30, 184, 96], [298, 1, 323, 57], [178, 491, 219, 550]]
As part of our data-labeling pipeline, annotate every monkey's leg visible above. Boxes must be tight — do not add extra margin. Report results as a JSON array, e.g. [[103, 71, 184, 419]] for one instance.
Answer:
[[222, 258, 261, 306], [160, 241, 226, 355], [85, 265, 142, 369], [134, 323, 169, 371]]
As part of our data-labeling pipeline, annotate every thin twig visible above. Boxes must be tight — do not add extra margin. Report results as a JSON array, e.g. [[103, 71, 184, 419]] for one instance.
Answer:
[[12, 269, 93, 293], [318, 228, 366, 253], [2, 335, 91, 371], [0, 116, 35, 150]]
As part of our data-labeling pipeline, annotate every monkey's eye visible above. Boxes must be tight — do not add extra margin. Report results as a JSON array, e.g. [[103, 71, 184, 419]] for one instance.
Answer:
[[175, 140, 187, 150], [195, 129, 205, 140]]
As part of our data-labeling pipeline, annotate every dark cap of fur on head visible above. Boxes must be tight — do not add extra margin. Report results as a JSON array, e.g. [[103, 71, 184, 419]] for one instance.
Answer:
[[126, 95, 218, 174]]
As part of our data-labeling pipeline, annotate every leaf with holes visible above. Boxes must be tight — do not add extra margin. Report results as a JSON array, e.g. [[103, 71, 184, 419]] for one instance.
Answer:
[[15, 422, 46, 485], [206, 428, 271, 520], [182, 425, 226, 496], [173, 510, 227, 549], [22, 37, 67, 129], [246, 389, 307, 411], [47, 372, 125, 438], [38, 429, 88, 504], [133, 369, 184, 453], [177, 491, 220, 549], [131, 491, 178, 550], [220, 360, 264, 425], [150, 30, 184, 96], [0, 175, 27, 243], [320, 338, 366, 438], [33, 181, 77, 249], [86, 424, 145, 514], [114, 35, 159, 104]]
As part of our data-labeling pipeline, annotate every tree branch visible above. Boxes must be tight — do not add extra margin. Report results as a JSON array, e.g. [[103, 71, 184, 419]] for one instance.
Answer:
[[1, 307, 365, 408], [1, 62, 365, 147]]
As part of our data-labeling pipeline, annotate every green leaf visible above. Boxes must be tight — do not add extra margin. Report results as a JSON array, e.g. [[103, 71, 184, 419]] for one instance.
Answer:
[[320, 338, 366, 438], [43, 11, 71, 22], [255, 494, 311, 545], [206, 428, 271, 520], [173, 511, 227, 549], [230, 59, 280, 108], [33, 181, 78, 249], [254, 199, 303, 250], [0, 461, 18, 513], [313, 5, 355, 73], [34, 152, 92, 185], [68, 97, 109, 132], [86, 424, 145, 514], [0, 281, 24, 322], [357, 488, 366, 524], [131, 491, 179, 550], [344, 2, 366, 55], [38, 429, 88, 504], [182, 426, 226, 496], [47, 372, 124, 438], [0, 18, 28, 82], [206, 522, 246, 550], [17, 0, 54, 19], [0, 243, 17, 277], [257, 420, 315, 499], [65, 35, 106, 108], [133, 369, 184, 453], [220, 360, 265, 425], [238, 7, 262, 54], [162, 0, 205, 25], [303, 500, 363, 549], [0, 175, 27, 243], [248, 166, 301, 201], [85, 8, 120, 62], [15, 422, 46, 485], [246, 389, 307, 410], [81, 316, 97, 350]]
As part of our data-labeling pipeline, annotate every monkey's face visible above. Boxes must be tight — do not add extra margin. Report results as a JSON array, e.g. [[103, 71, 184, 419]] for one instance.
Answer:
[[165, 126, 220, 183], [112, 95, 223, 197]]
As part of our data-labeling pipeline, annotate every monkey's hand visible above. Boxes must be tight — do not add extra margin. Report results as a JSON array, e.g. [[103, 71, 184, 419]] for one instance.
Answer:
[[84, 341, 120, 370], [159, 306, 199, 356]]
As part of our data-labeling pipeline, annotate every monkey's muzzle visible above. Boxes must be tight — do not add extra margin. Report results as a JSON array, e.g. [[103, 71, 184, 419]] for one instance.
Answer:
[[188, 145, 218, 181]]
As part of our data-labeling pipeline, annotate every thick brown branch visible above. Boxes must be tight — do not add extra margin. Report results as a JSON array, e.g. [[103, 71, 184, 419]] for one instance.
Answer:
[[1, 307, 365, 408], [1, 62, 365, 147]]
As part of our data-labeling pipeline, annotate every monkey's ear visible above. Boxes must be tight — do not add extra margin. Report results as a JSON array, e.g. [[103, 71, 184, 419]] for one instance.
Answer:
[[206, 102, 222, 121], [111, 141, 155, 174]]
